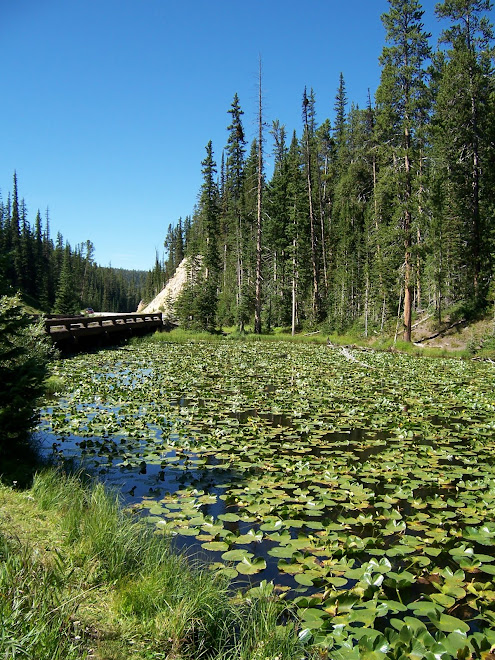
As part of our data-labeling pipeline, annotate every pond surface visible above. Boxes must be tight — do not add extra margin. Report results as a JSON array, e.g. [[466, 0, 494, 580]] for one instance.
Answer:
[[37, 340, 495, 654]]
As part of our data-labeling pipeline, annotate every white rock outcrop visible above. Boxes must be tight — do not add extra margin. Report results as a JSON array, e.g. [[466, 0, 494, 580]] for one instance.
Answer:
[[140, 257, 202, 319]]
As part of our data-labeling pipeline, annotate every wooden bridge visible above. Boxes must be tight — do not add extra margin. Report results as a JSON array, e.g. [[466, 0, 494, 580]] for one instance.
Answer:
[[44, 312, 166, 352]]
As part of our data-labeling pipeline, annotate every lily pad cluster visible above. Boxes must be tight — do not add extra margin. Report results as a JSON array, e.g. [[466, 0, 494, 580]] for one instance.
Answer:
[[38, 341, 495, 656]]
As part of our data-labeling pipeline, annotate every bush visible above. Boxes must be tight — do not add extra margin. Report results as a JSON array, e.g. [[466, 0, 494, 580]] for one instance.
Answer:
[[0, 295, 53, 456]]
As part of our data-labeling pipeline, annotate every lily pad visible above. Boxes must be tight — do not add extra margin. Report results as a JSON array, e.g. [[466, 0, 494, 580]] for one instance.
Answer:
[[200, 541, 230, 552], [430, 614, 470, 634], [236, 557, 267, 575]]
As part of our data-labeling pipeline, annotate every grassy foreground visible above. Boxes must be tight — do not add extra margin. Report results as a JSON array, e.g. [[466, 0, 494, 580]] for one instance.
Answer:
[[0, 470, 310, 660]]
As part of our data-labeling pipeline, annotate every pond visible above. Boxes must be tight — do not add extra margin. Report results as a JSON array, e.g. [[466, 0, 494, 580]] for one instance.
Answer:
[[36, 340, 495, 654]]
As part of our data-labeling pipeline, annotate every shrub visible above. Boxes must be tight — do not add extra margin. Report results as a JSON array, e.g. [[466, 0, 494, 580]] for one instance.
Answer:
[[0, 295, 53, 456]]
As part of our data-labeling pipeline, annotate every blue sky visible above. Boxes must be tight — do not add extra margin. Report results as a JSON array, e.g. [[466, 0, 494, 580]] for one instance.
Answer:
[[0, 0, 482, 271]]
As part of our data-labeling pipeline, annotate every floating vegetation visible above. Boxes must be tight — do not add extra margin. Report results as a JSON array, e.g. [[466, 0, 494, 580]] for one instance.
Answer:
[[38, 341, 495, 656]]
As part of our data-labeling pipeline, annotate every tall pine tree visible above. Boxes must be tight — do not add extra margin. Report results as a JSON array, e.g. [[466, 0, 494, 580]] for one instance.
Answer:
[[375, 0, 431, 341], [432, 0, 494, 304]]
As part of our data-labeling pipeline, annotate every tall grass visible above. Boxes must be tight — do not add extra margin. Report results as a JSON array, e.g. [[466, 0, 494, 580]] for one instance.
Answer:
[[0, 532, 84, 660], [149, 328, 226, 343], [2, 470, 310, 660], [43, 375, 65, 396]]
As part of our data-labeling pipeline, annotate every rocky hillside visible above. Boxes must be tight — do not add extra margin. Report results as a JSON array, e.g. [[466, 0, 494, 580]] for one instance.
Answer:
[[139, 257, 201, 319]]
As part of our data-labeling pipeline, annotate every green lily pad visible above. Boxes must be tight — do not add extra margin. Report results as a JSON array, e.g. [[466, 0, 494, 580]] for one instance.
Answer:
[[430, 593, 457, 608], [218, 513, 241, 522], [267, 546, 296, 559], [200, 541, 229, 552], [260, 519, 284, 531], [300, 608, 326, 629], [176, 526, 199, 536], [430, 614, 470, 634], [480, 564, 495, 575], [294, 572, 316, 586], [221, 549, 254, 562], [407, 601, 442, 617], [216, 566, 238, 578], [278, 560, 304, 575], [233, 529, 263, 544], [236, 556, 267, 575]]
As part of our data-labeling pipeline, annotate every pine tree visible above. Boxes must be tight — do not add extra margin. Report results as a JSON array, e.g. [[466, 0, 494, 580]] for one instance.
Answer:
[[10, 172, 21, 290], [302, 87, 321, 323], [19, 198, 34, 296], [334, 72, 348, 152], [375, 0, 431, 341], [0, 194, 7, 294], [315, 118, 333, 296], [33, 210, 44, 300], [193, 140, 220, 331], [286, 131, 308, 334], [265, 120, 292, 326], [330, 106, 373, 331], [225, 93, 247, 330], [53, 245, 79, 314], [254, 60, 264, 334], [80, 239, 95, 303], [432, 0, 494, 304]]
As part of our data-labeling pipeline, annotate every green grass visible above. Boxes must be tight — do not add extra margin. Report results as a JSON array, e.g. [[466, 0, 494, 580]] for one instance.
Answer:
[[150, 327, 227, 343], [366, 336, 469, 358], [148, 325, 471, 356], [0, 535, 83, 660], [0, 470, 310, 660], [142, 316, 495, 361], [43, 375, 65, 395]]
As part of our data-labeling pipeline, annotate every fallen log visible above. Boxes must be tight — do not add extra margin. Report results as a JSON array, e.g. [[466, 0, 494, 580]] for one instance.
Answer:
[[414, 319, 466, 343]]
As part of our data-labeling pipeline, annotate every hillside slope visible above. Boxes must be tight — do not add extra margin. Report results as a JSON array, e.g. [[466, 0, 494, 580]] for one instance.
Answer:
[[140, 257, 202, 319]]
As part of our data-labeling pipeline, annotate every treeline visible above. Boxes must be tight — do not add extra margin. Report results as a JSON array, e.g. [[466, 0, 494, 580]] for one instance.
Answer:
[[0, 173, 149, 313], [163, 0, 495, 339]]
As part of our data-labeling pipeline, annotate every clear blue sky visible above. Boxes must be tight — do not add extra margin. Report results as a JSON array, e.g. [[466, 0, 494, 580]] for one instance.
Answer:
[[0, 0, 480, 271]]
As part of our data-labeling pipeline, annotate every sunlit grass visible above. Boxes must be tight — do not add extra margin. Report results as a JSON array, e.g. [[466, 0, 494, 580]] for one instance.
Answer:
[[43, 375, 65, 395], [139, 304, 495, 360], [150, 327, 225, 342], [147, 325, 472, 357], [0, 533, 83, 660]]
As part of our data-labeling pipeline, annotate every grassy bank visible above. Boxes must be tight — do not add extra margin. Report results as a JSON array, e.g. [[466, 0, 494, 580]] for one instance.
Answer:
[[0, 470, 310, 660], [146, 325, 474, 359]]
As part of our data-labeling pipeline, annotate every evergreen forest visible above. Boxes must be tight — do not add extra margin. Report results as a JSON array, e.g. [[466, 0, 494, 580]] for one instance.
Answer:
[[1, 0, 494, 340], [162, 0, 495, 340], [0, 173, 150, 314]]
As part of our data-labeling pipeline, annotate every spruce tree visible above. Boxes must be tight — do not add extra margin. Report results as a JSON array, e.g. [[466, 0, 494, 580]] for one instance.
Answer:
[[330, 106, 373, 331], [53, 245, 79, 314], [432, 0, 494, 304], [286, 131, 308, 334], [266, 120, 292, 326], [198, 141, 220, 330], [254, 61, 264, 334], [334, 73, 348, 152], [225, 94, 247, 329], [10, 172, 21, 290], [375, 0, 431, 341], [302, 87, 321, 323]]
